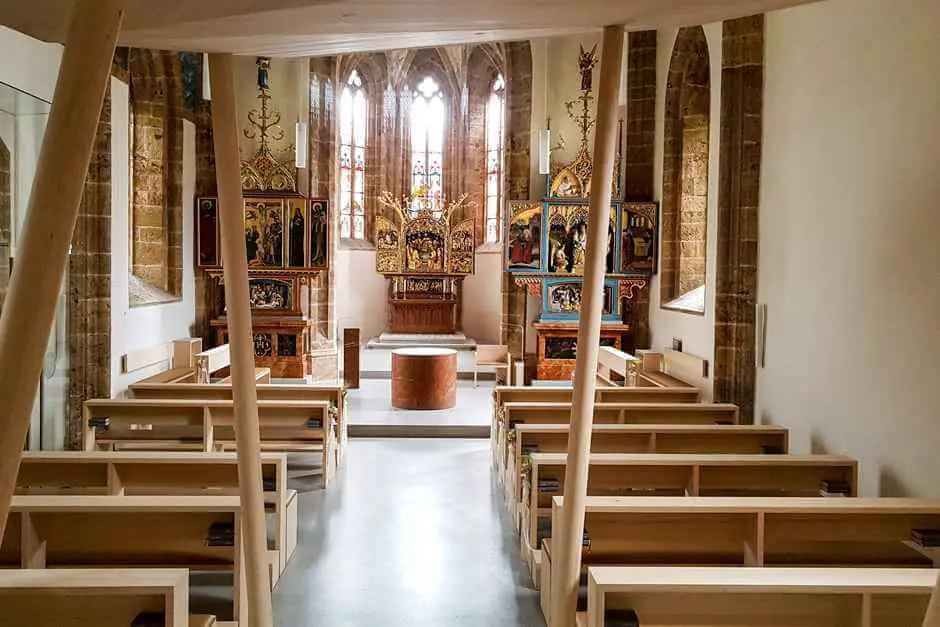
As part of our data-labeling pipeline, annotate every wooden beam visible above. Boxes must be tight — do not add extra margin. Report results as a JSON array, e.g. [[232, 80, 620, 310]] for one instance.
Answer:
[[0, 0, 124, 541], [924, 579, 940, 627], [549, 24, 625, 627], [208, 53, 274, 627]]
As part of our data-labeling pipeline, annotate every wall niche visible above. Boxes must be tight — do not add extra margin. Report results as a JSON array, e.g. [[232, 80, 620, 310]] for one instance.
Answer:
[[660, 26, 710, 313]]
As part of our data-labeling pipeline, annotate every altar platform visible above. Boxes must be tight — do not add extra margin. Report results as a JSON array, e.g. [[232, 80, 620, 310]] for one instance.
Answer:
[[362, 333, 491, 378]]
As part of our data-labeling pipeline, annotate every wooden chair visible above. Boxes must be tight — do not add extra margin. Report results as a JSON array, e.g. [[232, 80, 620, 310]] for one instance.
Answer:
[[475, 345, 511, 387]]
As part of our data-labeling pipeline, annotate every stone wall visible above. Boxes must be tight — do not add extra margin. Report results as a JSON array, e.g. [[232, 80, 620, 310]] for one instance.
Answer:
[[624, 31, 658, 349], [67, 87, 113, 449], [660, 26, 710, 306], [128, 49, 185, 299], [715, 15, 764, 422]]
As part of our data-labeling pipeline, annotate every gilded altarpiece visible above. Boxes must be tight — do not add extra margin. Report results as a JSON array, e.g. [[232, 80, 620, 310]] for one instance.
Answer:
[[504, 46, 659, 380], [375, 190, 475, 334], [197, 58, 327, 378]]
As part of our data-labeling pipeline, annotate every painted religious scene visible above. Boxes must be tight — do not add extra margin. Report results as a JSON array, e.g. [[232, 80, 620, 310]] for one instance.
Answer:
[[503, 43, 658, 381], [373, 188, 475, 335]]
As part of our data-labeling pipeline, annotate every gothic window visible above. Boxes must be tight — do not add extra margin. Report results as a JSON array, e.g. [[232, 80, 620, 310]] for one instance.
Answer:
[[484, 74, 505, 244], [410, 75, 446, 215], [339, 70, 367, 240]]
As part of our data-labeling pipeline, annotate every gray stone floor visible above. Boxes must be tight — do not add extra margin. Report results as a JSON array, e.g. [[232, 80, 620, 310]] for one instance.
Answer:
[[274, 439, 546, 626], [346, 379, 494, 427]]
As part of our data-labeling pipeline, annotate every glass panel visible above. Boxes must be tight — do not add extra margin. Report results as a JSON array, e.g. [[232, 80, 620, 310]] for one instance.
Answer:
[[340, 161, 352, 193], [339, 88, 353, 145], [428, 96, 445, 155], [353, 215, 365, 240], [340, 214, 351, 239], [353, 90, 367, 147]]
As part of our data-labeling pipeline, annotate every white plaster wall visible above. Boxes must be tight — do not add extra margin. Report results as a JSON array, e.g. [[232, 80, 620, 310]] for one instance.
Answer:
[[335, 247, 504, 346], [0, 26, 62, 104], [110, 77, 197, 396], [647, 25, 722, 400], [334, 248, 389, 345], [757, 0, 940, 497], [462, 250, 502, 345]]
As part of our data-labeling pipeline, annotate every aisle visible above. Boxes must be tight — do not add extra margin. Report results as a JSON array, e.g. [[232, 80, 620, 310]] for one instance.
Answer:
[[274, 439, 545, 626]]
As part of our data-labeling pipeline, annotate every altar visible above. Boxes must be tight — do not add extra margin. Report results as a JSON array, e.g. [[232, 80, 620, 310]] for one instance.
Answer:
[[374, 187, 475, 336], [504, 45, 659, 382]]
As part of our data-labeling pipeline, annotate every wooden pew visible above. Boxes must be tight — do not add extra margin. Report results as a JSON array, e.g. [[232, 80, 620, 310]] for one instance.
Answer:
[[582, 566, 938, 627], [2, 495, 246, 624], [127, 381, 348, 463], [15, 451, 297, 576], [83, 398, 336, 487], [519, 453, 858, 577], [495, 401, 739, 471], [542, 496, 940, 618], [504, 423, 789, 507], [0, 568, 214, 627]]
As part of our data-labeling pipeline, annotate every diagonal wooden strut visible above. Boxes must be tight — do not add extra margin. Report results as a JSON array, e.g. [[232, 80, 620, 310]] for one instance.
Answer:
[[549, 23, 625, 627], [0, 0, 125, 541], [209, 53, 276, 627]]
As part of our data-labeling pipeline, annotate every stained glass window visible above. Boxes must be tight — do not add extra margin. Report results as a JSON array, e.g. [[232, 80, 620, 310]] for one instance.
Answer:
[[410, 76, 446, 217], [339, 70, 367, 239], [484, 74, 505, 243]]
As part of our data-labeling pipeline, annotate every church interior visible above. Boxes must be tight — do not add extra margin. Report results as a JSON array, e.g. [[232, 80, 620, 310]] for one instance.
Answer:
[[0, 0, 937, 625]]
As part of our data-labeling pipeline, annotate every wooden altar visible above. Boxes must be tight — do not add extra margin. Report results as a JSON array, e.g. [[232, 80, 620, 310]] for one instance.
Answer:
[[534, 321, 631, 381], [504, 45, 658, 382], [386, 274, 459, 334], [374, 188, 474, 335], [197, 58, 328, 378]]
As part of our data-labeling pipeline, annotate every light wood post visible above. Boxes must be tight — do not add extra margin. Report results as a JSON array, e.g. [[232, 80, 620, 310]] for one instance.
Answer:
[[549, 24, 625, 627], [924, 581, 940, 627], [0, 0, 124, 541], [208, 54, 274, 627]]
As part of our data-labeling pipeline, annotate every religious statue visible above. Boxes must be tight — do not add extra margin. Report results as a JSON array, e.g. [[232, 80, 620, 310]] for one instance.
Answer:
[[257, 56, 271, 90], [578, 44, 598, 92]]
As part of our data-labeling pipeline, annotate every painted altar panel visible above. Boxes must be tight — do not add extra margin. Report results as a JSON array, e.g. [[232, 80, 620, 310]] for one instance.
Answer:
[[404, 226, 447, 273], [544, 203, 617, 275], [621, 201, 658, 275], [505, 202, 542, 272], [249, 277, 295, 313], [245, 198, 285, 268], [376, 216, 404, 274], [448, 218, 475, 275], [541, 278, 620, 323], [196, 196, 329, 272], [308, 198, 329, 269]]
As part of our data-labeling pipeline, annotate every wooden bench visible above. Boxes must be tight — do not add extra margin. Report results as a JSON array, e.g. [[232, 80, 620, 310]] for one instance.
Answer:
[[1, 495, 247, 624], [503, 424, 789, 507], [519, 453, 859, 577], [83, 398, 336, 487], [127, 381, 347, 462], [0, 568, 217, 627], [495, 401, 739, 471], [541, 496, 940, 618], [582, 566, 938, 627], [16, 451, 298, 575]]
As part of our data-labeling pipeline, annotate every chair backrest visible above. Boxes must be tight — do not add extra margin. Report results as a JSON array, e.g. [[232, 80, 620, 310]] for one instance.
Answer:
[[476, 344, 510, 365]]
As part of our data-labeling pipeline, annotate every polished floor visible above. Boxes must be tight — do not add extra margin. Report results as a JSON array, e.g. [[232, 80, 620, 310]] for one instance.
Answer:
[[346, 378, 493, 428], [275, 439, 545, 626]]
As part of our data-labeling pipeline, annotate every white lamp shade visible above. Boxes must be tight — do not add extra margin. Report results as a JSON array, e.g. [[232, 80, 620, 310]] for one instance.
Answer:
[[295, 121, 308, 169], [538, 129, 551, 175], [202, 54, 211, 101]]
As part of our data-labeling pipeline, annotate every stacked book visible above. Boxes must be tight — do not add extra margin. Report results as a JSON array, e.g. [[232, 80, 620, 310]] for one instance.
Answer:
[[206, 521, 235, 547], [819, 480, 851, 497]]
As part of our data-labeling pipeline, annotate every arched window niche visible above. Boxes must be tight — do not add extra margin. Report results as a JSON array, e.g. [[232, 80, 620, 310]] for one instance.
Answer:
[[484, 73, 506, 244], [660, 26, 710, 314], [409, 74, 446, 216], [338, 69, 368, 240]]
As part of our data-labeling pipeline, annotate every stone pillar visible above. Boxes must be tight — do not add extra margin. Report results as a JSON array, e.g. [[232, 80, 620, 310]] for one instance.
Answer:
[[715, 15, 764, 423], [68, 87, 113, 449], [624, 31, 657, 349], [505, 42, 533, 202]]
